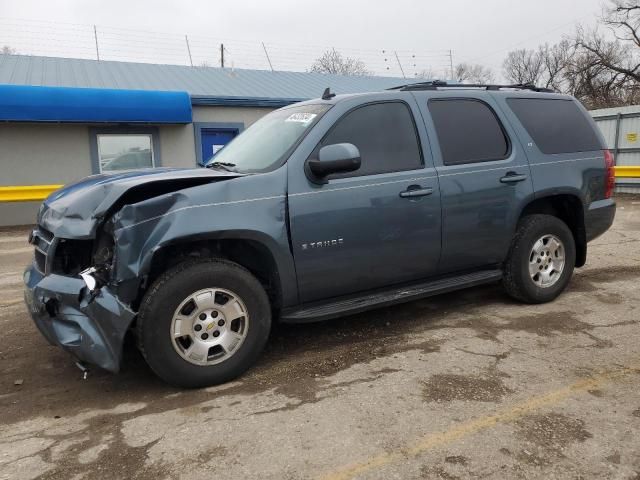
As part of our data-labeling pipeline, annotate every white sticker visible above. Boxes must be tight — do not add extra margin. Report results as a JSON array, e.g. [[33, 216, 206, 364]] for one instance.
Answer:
[[285, 112, 317, 124]]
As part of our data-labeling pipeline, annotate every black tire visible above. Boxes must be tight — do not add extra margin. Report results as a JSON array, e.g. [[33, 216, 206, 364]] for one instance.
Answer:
[[137, 258, 271, 388], [503, 214, 576, 304]]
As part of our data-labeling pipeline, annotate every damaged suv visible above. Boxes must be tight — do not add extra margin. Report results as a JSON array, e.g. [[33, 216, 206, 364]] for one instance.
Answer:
[[25, 82, 616, 387]]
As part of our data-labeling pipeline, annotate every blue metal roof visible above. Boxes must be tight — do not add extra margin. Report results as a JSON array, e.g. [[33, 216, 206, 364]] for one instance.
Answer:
[[0, 54, 409, 104], [0, 84, 192, 123]]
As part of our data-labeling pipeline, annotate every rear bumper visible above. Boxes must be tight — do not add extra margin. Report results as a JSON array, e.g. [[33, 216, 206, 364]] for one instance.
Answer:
[[585, 198, 616, 242], [23, 265, 135, 373]]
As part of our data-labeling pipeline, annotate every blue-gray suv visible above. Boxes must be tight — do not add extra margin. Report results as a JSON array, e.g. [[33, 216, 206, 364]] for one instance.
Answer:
[[24, 82, 616, 387]]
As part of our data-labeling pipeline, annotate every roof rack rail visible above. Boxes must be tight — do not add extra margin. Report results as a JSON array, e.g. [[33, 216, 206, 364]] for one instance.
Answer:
[[387, 80, 554, 93]]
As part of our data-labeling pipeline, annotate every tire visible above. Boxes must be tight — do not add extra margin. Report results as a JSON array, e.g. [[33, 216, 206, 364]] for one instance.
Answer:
[[503, 214, 576, 304], [137, 258, 271, 388]]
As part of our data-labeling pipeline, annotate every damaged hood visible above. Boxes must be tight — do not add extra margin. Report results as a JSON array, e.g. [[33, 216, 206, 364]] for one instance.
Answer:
[[39, 168, 242, 238]]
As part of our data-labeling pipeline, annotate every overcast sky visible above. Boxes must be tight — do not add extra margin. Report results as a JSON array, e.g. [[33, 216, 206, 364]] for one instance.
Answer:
[[0, 0, 606, 80]]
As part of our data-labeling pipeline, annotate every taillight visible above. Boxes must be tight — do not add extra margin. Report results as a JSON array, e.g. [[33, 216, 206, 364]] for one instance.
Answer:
[[604, 149, 615, 199]]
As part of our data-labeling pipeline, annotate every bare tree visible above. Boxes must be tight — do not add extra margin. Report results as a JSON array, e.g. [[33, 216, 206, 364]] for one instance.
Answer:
[[540, 41, 572, 90], [603, 0, 640, 46], [565, 39, 639, 108], [577, 34, 640, 84], [310, 50, 371, 76], [498, 1, 640, 108], [414, 68, 437, 80], [454, 62, 494, 83], [502, 49, 544, 84], [2, 45, 17, 55]]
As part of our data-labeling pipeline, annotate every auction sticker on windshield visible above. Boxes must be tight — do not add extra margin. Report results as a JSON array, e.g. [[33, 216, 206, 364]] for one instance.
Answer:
[[285, 112, 317, 124]]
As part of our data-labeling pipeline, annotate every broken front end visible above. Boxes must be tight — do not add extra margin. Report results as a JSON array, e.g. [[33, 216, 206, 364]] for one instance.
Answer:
[[24, 225, 135, 372]]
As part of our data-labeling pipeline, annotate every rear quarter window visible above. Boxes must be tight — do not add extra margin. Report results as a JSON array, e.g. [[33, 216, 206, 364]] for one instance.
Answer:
[[507, 98, 602, 154]]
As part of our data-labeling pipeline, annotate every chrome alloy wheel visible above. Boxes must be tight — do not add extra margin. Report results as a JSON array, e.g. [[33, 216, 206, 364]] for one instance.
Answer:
[[170, 288, 249, 366], [528, 234, 565, 288]]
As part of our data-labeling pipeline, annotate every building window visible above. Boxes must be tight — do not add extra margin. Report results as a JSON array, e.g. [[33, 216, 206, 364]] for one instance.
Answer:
[[97, 134, 154, 172], [89, 127, 160, 174]]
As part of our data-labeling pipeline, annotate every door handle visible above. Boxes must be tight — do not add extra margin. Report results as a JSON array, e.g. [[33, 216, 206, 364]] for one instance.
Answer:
[[499, 173, 528, 184], [399, 186, 434, 198]]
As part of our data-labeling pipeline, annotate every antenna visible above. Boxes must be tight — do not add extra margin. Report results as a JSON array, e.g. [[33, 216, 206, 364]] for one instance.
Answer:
[[322, 87, 336, 100]]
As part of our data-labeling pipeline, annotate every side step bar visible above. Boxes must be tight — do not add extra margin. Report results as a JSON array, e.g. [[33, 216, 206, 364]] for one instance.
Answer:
[[280, 269, 502, 323]]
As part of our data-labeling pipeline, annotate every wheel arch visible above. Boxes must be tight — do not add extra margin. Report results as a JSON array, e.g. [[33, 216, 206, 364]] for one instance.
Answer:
[[135, 231, 292, 313], [517, 193, 586, 267]]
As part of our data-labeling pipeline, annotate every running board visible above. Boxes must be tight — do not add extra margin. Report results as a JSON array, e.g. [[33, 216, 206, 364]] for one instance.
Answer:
[[280, 269, 502, 323]]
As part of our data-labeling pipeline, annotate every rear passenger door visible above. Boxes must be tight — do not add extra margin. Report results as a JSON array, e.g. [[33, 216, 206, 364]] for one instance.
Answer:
[[422, 94, 534, 273]]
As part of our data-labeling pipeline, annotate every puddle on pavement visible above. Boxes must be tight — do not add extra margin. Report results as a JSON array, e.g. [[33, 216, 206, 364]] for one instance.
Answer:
[[444, 455, 468, 465], [606, 452, 621, 464], [422, 373, 512, 403], [421, 464, 462, 480], [513, 412, 592, 463], [436, 310, 597, 343], [569, 264, 640, 293]]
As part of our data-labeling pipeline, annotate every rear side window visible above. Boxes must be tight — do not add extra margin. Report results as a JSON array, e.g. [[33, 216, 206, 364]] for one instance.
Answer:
[[429, 99, 509, 166], [507, 98, 602, 154], [319, 102, 422, 177]]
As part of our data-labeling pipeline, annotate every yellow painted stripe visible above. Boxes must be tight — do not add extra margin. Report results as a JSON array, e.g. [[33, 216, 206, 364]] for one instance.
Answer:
[[615, 166, 640, 178], [0, 185, 62, 202], [320, 364, 639, 480], [0, 165, 636, 204]]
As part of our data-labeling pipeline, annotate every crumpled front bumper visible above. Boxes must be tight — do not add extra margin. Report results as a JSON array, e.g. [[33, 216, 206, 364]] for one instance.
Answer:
[[23, 265, 136, 372]]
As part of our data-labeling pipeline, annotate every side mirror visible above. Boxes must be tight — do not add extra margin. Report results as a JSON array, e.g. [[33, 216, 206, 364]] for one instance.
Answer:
[[307, 143, 361, 180]]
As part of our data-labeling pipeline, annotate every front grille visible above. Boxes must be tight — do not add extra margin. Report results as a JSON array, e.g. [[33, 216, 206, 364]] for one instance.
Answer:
[[31, 227, 56, 274]]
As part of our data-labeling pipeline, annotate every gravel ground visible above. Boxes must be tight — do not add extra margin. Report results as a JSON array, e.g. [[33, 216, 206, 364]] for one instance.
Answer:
[[0, 196, 639, 480]]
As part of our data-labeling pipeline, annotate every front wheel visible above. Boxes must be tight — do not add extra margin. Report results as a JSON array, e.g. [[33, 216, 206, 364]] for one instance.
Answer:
[[137, 258, 271, 388], [503, 214, 576, 304]]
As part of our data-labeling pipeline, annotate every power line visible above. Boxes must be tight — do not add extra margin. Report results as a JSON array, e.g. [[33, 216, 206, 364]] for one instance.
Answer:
[[0, 16, 453, 77]]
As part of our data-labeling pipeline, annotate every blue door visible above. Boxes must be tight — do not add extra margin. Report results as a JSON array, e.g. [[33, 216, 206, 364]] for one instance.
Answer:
[[200, 129, 238, 164]]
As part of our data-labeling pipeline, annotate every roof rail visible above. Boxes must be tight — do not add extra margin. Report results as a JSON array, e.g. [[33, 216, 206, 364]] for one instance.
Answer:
[[388, 80, 554, 93]]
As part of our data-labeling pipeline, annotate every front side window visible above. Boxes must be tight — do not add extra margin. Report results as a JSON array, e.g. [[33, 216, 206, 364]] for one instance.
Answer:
[[318, 102, 423, 177], [209, 104, 330, 173], [97, 134, 154, 172], [429, 99, 509, 166]]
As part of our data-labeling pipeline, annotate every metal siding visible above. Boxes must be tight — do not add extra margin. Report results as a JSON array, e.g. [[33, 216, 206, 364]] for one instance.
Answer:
[[616, 151, 640, 168], [594, 118, 617, 149], [592, 108, 640, 193], [0, 54, 407, 100], [618, 115, 640, 150]]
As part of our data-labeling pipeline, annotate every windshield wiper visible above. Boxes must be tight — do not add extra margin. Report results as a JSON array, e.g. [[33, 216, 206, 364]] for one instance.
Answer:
[[206, 161, 237, 172]]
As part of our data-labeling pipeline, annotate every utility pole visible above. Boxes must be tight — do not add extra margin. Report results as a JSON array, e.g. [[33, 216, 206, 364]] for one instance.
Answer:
[[262, 42, 274, 72], [185, 35, 193, 67], [449, 49, 454, 80], [394, 51, 406, 79], [220, 43, 225, 68], [93, 25, 100, 61]]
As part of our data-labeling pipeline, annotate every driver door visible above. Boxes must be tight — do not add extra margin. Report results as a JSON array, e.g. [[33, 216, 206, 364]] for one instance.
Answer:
[[288, 99, 442, 303]]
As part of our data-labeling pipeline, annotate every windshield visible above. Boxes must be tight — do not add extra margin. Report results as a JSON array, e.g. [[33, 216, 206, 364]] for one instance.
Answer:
[[205, 104, 330, 173]]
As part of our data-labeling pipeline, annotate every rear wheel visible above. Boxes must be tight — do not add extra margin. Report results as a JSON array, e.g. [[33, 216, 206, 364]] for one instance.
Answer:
[[503, 214, 576, 303], [137, 258, 271, 388]]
